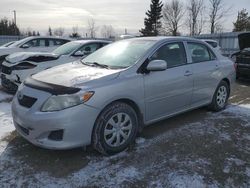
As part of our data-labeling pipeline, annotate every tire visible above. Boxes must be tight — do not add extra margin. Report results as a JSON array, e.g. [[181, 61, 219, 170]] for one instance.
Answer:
[[92, 102, 139, 155], [208, 80, 230, 112]]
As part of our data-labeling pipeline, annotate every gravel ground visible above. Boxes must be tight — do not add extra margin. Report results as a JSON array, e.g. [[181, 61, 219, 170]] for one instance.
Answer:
[[0, 79, 250, 188]]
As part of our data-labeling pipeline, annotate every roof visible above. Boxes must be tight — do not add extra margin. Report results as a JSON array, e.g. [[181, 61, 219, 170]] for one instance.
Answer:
[[73, 40, 112, 44], [126, 36, 203, 43]]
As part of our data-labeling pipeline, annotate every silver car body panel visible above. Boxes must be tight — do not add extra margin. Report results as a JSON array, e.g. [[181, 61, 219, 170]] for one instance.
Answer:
[[12, 37, 235, 149]]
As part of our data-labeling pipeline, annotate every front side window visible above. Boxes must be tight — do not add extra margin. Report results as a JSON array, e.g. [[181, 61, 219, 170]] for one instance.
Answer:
[[23, 39, 46, 47], [150, 42, 187, 68], [188, 43, 212, 63]]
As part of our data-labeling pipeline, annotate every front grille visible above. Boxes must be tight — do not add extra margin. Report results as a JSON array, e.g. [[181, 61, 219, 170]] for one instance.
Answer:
[[1, 65, 12, 75], [18, 95, 37, 108]]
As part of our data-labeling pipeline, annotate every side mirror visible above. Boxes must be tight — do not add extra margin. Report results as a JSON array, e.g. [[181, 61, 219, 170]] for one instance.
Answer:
[[146, 60, 167, 71], [21, 44, 30, 49], [74, 51, 84, 56]]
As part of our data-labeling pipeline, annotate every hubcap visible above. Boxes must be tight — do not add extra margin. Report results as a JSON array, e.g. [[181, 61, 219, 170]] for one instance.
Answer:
[[216, 86, 227, 108], [104, 113, 132, 147]]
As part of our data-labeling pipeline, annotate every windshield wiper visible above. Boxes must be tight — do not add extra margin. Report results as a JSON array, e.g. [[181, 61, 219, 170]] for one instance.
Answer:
[[82, 61, 110, 69]]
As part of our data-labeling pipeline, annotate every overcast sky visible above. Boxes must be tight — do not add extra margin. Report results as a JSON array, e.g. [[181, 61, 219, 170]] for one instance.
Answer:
[[0, 0, 250, 36]]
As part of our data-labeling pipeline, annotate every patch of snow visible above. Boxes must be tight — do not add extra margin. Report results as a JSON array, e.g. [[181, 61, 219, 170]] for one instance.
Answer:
[[135, 137, 146, 145], [167, 172, 208, 188], [246, 167, 250, 177], [0, 102, 15, 139], [224, 104, 250, 116]]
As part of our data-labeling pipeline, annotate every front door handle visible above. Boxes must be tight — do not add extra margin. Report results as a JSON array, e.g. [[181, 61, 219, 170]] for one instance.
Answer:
[[215, 65, 219, 70], [184, 71, 193, 76]]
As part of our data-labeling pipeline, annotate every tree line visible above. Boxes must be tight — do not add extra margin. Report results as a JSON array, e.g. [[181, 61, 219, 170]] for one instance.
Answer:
[[140, 0, 250, 36], [0, 1, 249, 37]]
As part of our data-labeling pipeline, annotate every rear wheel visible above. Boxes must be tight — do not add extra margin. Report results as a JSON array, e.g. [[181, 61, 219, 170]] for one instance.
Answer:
[[208, 80, 229, 112], [92, 102, 139, 155]]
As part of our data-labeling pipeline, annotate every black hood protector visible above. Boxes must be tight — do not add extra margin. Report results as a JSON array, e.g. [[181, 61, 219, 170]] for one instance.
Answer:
[[24, 77, 80, 95]]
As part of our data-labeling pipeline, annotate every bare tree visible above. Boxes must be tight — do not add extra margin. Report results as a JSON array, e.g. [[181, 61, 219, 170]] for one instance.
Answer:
[[54, 27, 65, 36], [70, 26, 80, 38], [101, 25, 115, 38], [87, 18, 98, 38], [162, 0, 185, 36], [208, 0, 230, 34], [187, 0, 204, 36]]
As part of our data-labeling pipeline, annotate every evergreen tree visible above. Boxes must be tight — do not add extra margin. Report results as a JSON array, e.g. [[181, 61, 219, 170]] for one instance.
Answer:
[[140, 0, 163, 36], [0, 17, 20, 35], [233, 9, 250, 32], [48, 26, 53, 36], [37, 31, 40, 36]]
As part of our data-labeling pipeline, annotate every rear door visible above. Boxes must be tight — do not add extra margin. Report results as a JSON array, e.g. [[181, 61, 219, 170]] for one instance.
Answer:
[[187, 42, 220, 106], [144, 42, 193, 122]]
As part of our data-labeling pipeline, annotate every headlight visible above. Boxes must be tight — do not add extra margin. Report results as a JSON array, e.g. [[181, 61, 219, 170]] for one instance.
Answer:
[[41, 91, 94, 112]]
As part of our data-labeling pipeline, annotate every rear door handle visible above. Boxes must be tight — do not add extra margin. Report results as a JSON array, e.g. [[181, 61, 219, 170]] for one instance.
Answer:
[[184, 71, 193, 76]]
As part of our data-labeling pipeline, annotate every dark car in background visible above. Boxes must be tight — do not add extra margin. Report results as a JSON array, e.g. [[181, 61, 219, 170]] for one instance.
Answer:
[[231, 33, 250, 79]]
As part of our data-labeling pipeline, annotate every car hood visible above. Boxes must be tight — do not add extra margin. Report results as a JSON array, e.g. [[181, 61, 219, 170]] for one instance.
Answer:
[[5, 52, 59, 63], [32, 61, 121, 87]]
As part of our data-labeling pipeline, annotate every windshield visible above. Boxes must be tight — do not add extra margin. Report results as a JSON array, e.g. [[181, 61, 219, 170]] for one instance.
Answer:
[[8, 37, 33, 47], [1, 41, 16, 47], [82, 40, 156, 69], [52, 42, 82, 55]]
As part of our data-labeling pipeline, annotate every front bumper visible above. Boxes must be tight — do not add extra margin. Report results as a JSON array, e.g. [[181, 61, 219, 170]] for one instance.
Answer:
[[1, 74, 18, 93], [12, 85, 100, 150]]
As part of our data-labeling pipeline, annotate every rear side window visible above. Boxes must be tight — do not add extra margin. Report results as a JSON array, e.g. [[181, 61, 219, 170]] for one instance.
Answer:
[[49, 39, 69, 46], [150, 42, 187, 68], [188, 43, 215, 63]]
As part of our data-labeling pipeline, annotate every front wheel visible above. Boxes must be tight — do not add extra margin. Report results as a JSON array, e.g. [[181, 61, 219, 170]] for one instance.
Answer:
[[208, 80, 230, 112], [92, 102, 139, 155]]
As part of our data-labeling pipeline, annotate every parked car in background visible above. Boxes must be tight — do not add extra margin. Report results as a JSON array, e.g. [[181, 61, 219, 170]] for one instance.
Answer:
[[0, 41, 17, 47], [1, 40, 111, 93], [0, 36, 71, 68], [12, 37, 235, 155], [231, 47, 250, 79], [202, 39, 221, 52]]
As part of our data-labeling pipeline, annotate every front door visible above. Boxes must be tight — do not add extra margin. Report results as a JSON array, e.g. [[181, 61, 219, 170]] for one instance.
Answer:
[[144, 42, 193, 122]]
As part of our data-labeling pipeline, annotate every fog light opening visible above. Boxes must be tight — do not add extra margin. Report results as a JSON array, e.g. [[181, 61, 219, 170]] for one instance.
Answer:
[[48, 130, 64, 141]]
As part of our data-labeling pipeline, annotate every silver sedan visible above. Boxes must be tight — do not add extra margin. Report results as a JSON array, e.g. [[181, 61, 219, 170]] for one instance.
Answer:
[[12, 37, 235, 155]]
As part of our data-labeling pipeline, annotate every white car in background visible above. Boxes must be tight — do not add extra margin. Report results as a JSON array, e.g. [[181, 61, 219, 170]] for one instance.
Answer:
[[0, 36, 71, 67], [202, 39, 221, 52], [0, 41, 17, 47], [1, 40, 111, 93]]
